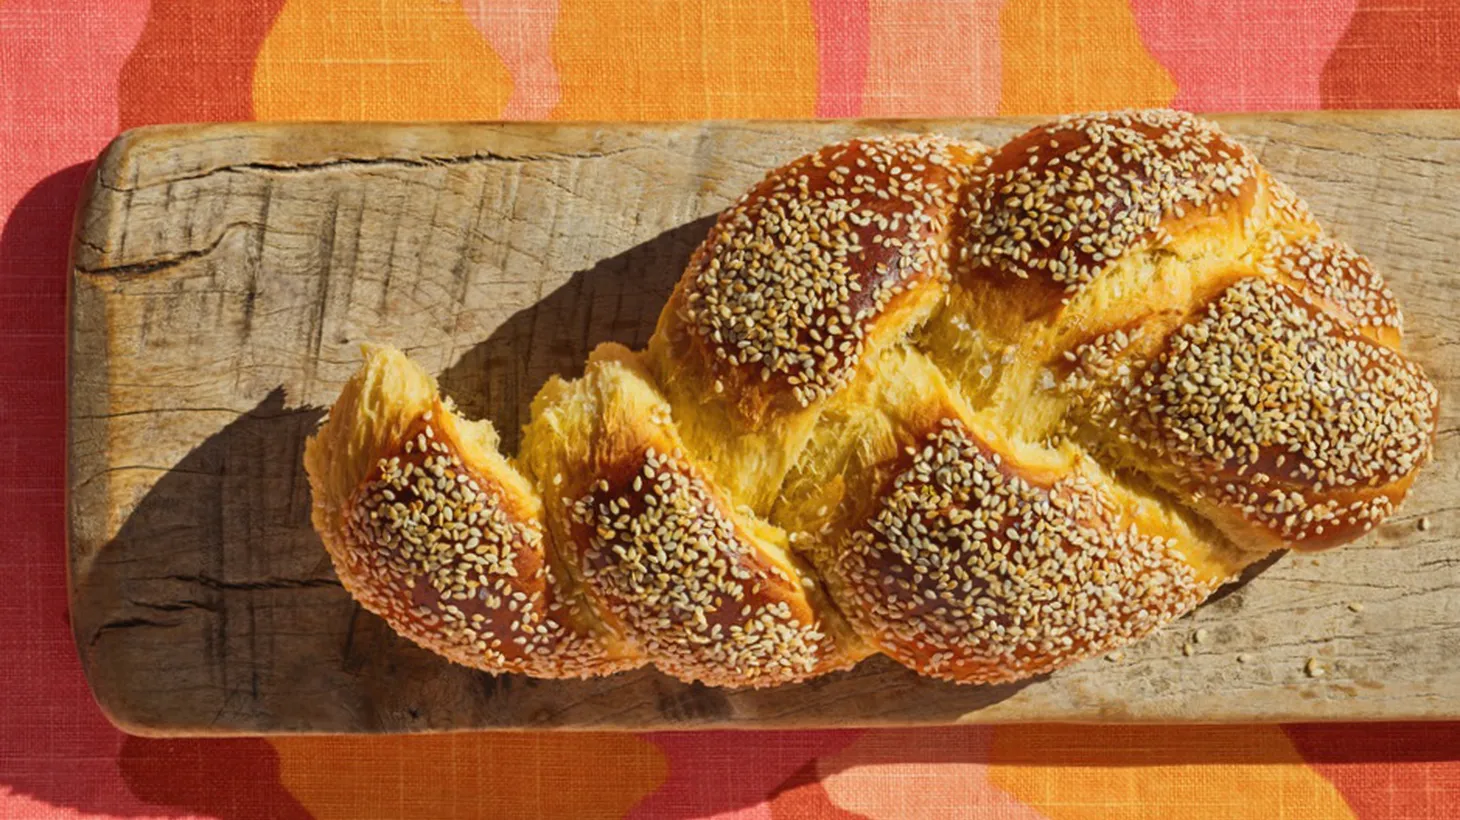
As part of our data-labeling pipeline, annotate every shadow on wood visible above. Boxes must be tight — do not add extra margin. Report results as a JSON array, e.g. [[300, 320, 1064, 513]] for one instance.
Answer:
[[70, 214, 1042, 734], [1205, 551, 1285, 608], [69, 389, 348, 732], [438, 214, 717, 452]]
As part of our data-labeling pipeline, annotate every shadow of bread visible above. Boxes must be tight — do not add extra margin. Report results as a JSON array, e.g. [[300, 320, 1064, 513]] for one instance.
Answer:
[[438, 214, 717, 454], [72, 193, 1293, 736], [72, 214, 1040, 731]]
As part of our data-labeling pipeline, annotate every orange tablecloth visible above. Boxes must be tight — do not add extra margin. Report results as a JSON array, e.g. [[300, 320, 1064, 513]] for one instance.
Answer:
[[2, 1, 1458, 817]]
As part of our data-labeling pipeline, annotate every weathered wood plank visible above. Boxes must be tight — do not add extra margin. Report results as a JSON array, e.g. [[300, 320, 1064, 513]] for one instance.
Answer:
[[68, 114, 1459, 735]]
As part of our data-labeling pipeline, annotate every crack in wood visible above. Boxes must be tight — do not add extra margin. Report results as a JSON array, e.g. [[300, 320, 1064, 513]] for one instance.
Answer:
[[96, 147, 641, 192], [143, 573, 342, 593], [90, 617, 183, 646], [74, 220, 259, 277], [130, 599, 220, 614]]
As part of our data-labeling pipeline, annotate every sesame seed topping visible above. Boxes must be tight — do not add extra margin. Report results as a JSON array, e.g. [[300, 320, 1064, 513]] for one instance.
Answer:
[[1259, 233, 1402, 331], [569, 446, 846, 686], [1144, 278, 1433, 486], [960, 109, 1256, 298], [1081, 277, 1436, 544], [683, 136, 976, 409], [340, 415, 629, 677], [829, 417, 1212, 683]]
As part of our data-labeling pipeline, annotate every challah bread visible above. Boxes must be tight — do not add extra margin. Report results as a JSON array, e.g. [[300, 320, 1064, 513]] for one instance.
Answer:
[[304, 110, 1439, 687]]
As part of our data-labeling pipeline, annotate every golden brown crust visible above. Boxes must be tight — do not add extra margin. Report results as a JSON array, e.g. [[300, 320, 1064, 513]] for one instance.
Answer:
[[1074, 276, 1437, 550], [304, 348, 634, 678], [566, 445, 859, 687], [342, 413, 633, 676], [518, 347, 865, 687], [670, 135, 982, 419], [957, 109, 1258, 307], [1259, 232, 1403, 344], [829, 416, 1214, 683]]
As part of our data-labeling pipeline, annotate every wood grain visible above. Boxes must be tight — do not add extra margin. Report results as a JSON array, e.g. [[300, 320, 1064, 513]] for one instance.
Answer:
[[68, 114, 1459, 736]]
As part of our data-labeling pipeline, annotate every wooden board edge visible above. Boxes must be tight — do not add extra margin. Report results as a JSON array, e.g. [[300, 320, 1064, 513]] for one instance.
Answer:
[[86, 703, 1460, 738], [67, 130, 136, 736]]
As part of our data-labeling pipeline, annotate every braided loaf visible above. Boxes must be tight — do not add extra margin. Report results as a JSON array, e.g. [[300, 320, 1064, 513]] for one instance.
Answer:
[[304, 110, 1438, 687]]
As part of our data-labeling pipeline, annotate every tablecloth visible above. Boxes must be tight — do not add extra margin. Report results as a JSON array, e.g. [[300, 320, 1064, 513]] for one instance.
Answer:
[[3, 1, 1460, 817]]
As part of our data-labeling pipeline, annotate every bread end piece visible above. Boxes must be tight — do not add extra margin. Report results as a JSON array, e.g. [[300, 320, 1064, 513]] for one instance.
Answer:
[[304, 345, 637, 679]]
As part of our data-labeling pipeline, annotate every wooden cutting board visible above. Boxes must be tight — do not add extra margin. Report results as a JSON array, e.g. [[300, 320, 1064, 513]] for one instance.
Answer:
[[68, 113, 1459, 736]]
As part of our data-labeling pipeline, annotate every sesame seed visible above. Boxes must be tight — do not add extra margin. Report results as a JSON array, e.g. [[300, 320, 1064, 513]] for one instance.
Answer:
[[568, 445, 849, 686], [824, 417, 1211, 683], [339, 413, 632, 679], [1262, 233, 1401, 331], [960, 109, 1256, 299], [1084, 276, 1436, 545], [683, 136, 979, 409]]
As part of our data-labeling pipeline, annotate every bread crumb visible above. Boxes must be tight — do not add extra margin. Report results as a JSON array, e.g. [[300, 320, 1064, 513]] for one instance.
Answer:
[[1305, 658, 1326, 678], [1347, 601, 1364, 613]]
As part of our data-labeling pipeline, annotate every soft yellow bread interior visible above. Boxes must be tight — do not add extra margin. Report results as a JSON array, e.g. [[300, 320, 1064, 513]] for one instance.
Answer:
[[520, 343, 820, 597], [645, 266, 949, 517], [305, 344, 539, 525], [923, 172, 1294, 447], [774, 344, 1244, 587]]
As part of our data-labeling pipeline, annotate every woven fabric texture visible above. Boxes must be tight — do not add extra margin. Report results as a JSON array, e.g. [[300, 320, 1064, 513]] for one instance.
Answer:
[[3, 1, 1459, 817]]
